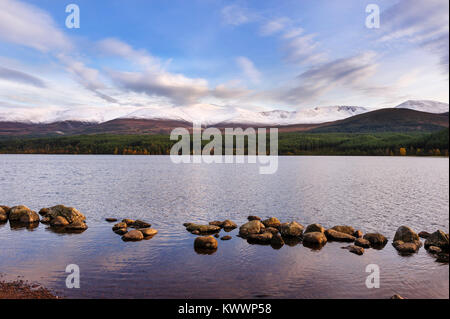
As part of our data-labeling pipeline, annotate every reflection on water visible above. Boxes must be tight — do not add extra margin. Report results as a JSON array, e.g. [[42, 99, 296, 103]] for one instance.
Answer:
[[0, 155, 448, 299]]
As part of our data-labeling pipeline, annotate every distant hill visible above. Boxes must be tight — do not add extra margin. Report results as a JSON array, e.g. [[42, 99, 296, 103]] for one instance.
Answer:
[[311, 108, 449, 133]]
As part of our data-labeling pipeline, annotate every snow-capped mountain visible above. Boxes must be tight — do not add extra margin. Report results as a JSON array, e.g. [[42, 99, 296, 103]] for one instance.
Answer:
[[395, 100, 449, 114], [0, 100, 447, 125], [223, 106, 370, 125]]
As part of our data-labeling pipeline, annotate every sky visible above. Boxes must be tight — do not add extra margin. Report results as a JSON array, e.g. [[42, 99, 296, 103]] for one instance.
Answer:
[[0, 0, 448, 122]]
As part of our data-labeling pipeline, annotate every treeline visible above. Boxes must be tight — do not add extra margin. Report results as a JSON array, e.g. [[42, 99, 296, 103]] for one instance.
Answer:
[[0, 129, 448, 156]]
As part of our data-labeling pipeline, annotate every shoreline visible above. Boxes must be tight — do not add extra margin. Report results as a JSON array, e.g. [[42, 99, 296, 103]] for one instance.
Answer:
[[0, 279, 59, 299]]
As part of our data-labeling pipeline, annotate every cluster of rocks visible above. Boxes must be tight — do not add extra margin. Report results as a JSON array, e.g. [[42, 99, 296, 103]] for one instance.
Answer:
[[1, 204, 87, 233], [185, 216, 449, 263], [109, 218, 157, 242], [184, 219, 238, 254]]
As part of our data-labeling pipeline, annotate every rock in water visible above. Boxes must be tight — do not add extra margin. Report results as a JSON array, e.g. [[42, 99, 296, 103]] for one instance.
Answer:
[[239, 220, 265, 238], [222, 220, 237, 229], [353, 230, 363, 238], [424, 230, 449, 250], [113, 222, 128, 231], [394, 241, 420, 254], [122, 230, 144, 241], [132, 220, 151, 228], [354, 238, 371, 248], [221, 236, 232, 241], [139, 228, 158, 237], [418, 231, 431, 239], [247, 232, 273, 244], [0, 207, 7, 223], [9, 206, 40, 223], [303, 232, 327, 246], [342, 245, 364, 255], [38, 208, 50, 216], [50, 216, 70, 227], [46, 205, 86, 224], [394, 226, 419, 243], [186, 224, 221, 234], [427, 246, 442, 254], [436, 253, 449, 263], [122, 219, 135, 226], [391, 294, 405, 299], [331, 225, 355, 235], [270, 233, 285, 247], [363, 233, 388, 248], [194, 236, 218, 250], [65, 221, 88, 231], [280, 221, 304, 237], [264, 227, 279, 234], [304, 223, 325, 234], [262, 217, 281, 229], [325, 229, 355, 242], [105, 218, 118, 222], [0, 205, 11, 215], [247, 216, 261, 221], [114, 228, 128, 235]]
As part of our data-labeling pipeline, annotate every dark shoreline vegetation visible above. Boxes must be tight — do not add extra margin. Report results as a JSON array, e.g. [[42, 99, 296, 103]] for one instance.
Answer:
[[0, 128, 448, 156]]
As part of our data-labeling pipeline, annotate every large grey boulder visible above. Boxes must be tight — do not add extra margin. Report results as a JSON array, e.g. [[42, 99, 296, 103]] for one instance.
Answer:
[[239, 220, 265, 238]]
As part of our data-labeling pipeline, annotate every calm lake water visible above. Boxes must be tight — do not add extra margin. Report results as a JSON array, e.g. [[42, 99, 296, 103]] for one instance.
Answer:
[[0, 155, 448, 299]]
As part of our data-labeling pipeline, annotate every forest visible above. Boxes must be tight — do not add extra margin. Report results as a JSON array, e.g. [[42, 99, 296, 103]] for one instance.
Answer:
[[0, 128, 448, 156]]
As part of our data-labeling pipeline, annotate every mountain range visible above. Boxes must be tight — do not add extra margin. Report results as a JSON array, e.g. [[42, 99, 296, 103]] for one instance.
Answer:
[[0, 100, 448, 136]]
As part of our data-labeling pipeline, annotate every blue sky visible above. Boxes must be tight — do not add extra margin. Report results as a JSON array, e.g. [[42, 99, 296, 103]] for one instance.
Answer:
[[0, 0, 448, 122]]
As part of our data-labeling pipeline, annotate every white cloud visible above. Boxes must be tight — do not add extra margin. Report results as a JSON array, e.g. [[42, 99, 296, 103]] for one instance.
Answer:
[[260, 18, 290, 36], [283, 33, 327, 65], [0, 66, 46, 88], [236, 56, 261, 84], [0, 0, 71, 52], [221, 5, 251, 26]]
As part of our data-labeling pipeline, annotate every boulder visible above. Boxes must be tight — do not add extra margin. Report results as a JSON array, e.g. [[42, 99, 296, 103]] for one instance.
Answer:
[[239, 220, 265, 238], [38, 208, 50, 216], [424, 230, 449, 250], [303, 232, 327, 246], [122, 219, 135, 226], [427, 246, 442, 254], [46, 205, 86, 224], [264, 227, 279, 234], [304, 223, 325, 234], [0, 205, 10, 215], [0, 207, 7, 223], [363, 233, 388, 248], [209, 221, 223, 227], [113, 222, 128, 231], [9, 206, 40, 223], [394, 226, 419, 243], [270, 233, 285, 247], [191, 230, 200, 235], [354, 238, 371, 248], [65, 221, 88, 231], [194, 236, 218, 250], [280, 221, 304, 237], [114, 228, 128, 235], [331, 225, 355, 236], [40, 216, 51, 224], [247, 216, 261, 221], [247, 232, 273, 244], [186, 224, 220, 234], [214, 233, 220, 238], [262, 217, 281, 229], [132, 220, 151, 228], [105, 218, 118, 222], [391, 294, 405, 299], [50, 216, 70, 227], [436, 253, 449, 263], [139, 228, 158, 237], [222, 220, 237, 229], [122, 230, 144, 241], [325, 229, 355, 242], [418, 231, 431, 239], [353, 230, 363, 238], [394, 241, 421, 254], [221, 235, 232, 241], [342, 245, 364, 255]]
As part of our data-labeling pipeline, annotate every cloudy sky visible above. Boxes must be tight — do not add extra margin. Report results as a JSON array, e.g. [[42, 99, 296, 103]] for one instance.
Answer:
[[0, 0, 448, 121]]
